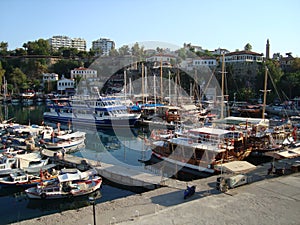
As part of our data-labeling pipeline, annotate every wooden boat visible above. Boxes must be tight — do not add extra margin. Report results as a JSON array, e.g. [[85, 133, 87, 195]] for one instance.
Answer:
[[25, 169, 102, 199], [150, 127, 252, 177]]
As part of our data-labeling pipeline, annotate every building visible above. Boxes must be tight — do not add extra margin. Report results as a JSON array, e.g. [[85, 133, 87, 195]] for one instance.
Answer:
[[279, 53, 295, 72], [92, 38, 115, 56], [146, 54, 177, 63], [42, 73, 59, 86], [57, 75, 75, 95], [70, 67, 97, 80], [72, 38, 86, 51], [224, 50, 263, 63], [193, 57, 217, 67], [48, 36, 86, 51], [211, 48, 230, 55]]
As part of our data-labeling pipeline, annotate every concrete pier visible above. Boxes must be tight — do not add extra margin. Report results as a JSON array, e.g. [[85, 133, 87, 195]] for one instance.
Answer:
[[41, 149, 165, 189]]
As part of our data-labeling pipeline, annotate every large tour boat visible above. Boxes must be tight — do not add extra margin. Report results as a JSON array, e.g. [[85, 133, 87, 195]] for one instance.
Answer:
[[150, 127, 252, 177], [43, 96, 140, 128]]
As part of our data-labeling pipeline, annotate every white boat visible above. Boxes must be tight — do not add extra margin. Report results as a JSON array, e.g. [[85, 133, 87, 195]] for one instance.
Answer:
[[43, 96, 140, 128], [14, 152, 50, 174], [25, 169, 102, 199], [0, 155, 17, 175], [42, 131, 86, 152], [0, 169, 57, 188]]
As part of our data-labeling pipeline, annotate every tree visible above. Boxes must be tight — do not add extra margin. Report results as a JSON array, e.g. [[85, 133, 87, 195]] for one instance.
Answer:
[[9, 67, 27, 91], [244, 43, 252, 51], [25, 39, 51, 55], [109, 48, 119, 57], [0, 42, 8, 56], [0, 61, 5, 86], [118, 45, 130, 56]]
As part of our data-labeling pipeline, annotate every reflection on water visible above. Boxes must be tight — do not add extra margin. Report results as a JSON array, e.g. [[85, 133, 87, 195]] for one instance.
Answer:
[[0, 184, 134, 224]]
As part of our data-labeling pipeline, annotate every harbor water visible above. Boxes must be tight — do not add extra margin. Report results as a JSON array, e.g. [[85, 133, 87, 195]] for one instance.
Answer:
[[0, 103, 151, 224]]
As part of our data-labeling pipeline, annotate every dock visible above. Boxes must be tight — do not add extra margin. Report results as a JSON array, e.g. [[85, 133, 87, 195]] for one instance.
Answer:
[[41, 149, 166, 189], [41, 148, 300, 191]]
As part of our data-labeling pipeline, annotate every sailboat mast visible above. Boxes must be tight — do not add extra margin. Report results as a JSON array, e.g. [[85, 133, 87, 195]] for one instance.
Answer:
[[141, 63, 144, 104], [262, 66, 268, 120], [160, 58, 163, 102], [169, 70, 171, 105], [220, 53, 225, 119], [124, 70, 127, 102]]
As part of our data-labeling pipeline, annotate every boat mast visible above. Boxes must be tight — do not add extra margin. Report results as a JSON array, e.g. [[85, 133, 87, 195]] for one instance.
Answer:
[[261, 66, 269, 120], [124, 70, 127, 103], [160, 58, 163, 103], [220, 53, 225, 119], [169, 70, 171, 105], [142, 63, 144, 104]]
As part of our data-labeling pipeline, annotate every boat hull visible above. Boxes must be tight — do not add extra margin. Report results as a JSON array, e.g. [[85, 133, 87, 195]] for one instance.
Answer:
[[25, 177, 102, 199], [44, 113, 139, 128], [150, 151, 215, 179]]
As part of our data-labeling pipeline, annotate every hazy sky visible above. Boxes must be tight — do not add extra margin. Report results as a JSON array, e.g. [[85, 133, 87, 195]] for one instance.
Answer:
[[1, 0, 299, 56]]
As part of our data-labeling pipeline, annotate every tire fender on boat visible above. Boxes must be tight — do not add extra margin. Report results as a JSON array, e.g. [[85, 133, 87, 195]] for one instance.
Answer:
[[40, 193, 46, 199]]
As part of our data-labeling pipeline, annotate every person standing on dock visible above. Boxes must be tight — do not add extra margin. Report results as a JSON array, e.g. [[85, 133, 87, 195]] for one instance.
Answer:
[[61, 147, 66, 159]]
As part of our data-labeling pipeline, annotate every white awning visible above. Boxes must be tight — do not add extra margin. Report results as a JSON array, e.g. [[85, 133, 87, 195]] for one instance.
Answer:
[[215, 161, 256, 173]]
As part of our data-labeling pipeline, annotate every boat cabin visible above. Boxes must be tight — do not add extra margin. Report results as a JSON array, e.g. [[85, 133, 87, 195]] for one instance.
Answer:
[[156, 106, 181, 123]]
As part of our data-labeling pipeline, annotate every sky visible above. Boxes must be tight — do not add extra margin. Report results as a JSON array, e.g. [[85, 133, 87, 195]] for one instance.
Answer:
[[1, 0, 300, 57]]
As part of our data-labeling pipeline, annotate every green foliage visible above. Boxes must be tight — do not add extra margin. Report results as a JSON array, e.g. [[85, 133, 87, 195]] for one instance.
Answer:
[[244, 43, 252, 51], [0, 61, 5, 85], [49, 59, 81, 78], [9, 67, 27, 91], [25, 39, 51, 55]]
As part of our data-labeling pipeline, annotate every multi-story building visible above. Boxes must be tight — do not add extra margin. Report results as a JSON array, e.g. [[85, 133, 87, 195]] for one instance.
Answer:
[[224, 50, 263, 63], [193, 57, 217, 67], [72, 38, 86, 51], [48, 36, 86, 51], [92, 38, 115, 56], [70, 67, 97, 80]]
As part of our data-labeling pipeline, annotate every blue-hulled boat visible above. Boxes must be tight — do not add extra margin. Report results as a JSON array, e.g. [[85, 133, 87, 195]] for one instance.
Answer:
[[43, 96, 140, 128]]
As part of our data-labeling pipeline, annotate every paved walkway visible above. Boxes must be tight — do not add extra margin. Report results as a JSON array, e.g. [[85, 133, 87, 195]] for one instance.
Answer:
[[14, 172, 300, 225]]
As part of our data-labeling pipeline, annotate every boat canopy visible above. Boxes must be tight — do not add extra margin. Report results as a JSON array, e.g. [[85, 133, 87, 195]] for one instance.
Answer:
[[189, 127, 231, 136], [213, 116, 269, 127], [214, 161, 256, 174], [15, 152, 43, 168], [58, 172, 82, 182]]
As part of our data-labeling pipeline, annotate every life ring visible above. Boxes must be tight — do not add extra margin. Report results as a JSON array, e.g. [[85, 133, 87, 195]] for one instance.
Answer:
[[40, 193, 46, 199]]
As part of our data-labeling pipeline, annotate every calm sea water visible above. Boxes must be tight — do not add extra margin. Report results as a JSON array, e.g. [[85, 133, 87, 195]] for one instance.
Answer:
[[0, 103, 152, 224]]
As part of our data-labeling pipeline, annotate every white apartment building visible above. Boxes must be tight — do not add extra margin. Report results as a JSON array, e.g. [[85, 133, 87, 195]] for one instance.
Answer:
[[70, 67, 97, 80], [72, 38, 86, 51], [224, 50, 263, 63], [92, 38, 115, 56], [42, 73, 59, 86], [48, 36, 86, 51]]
